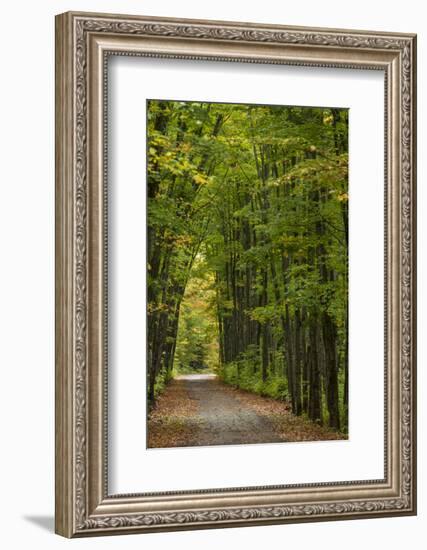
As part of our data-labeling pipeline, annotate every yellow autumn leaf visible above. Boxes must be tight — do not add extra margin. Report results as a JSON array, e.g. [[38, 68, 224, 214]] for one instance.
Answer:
[[193, 174, 208, 185]]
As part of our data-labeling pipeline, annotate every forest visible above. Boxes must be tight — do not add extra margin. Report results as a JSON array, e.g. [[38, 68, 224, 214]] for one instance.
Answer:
[[147, 99, 349, 433]]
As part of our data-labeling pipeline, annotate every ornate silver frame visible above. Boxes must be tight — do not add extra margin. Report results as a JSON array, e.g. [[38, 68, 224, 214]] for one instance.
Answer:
[[55, 11, 417, 537]]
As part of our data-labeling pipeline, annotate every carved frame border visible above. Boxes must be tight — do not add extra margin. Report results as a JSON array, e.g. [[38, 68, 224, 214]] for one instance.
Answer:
[[55, 11, 416, 537]]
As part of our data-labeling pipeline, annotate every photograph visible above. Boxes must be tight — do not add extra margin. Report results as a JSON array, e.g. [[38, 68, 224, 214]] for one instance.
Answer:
[[53, 10, 416, 537], [146, 99, 349, 448]]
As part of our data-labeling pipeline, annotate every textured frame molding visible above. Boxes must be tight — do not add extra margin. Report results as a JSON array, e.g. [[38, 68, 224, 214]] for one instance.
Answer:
[[55, 11, 416, 538]]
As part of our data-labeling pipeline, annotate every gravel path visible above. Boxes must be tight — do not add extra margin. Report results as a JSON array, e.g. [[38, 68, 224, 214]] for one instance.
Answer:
[[148, 374, 346, 448], [175, 374, 281, 446]]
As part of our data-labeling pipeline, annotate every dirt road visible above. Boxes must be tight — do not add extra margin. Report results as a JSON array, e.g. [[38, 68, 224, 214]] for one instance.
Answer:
[[148, 374, 345, 449], [176, 374, 280, 446]]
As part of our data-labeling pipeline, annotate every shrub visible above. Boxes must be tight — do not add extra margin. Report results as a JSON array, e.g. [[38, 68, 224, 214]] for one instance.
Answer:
[[152, 368, 173, 401], [219, 358, 289, 402]]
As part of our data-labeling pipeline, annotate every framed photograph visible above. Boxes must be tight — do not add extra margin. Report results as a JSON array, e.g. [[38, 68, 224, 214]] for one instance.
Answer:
[[55, 11, 417, 537]]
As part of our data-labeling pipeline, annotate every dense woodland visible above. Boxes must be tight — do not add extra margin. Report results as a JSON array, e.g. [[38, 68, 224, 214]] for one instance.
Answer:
[[147, 100, 348, 432]]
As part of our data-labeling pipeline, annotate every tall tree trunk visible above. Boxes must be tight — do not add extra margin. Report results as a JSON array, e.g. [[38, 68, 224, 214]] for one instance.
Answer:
[[308, 318, 322, 423], [322, 312, 340, 430]]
